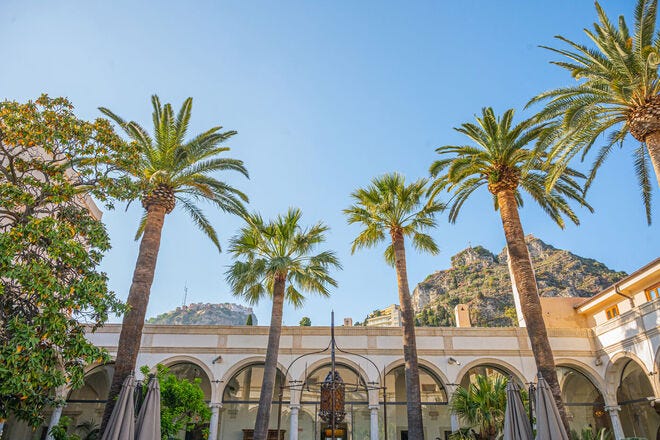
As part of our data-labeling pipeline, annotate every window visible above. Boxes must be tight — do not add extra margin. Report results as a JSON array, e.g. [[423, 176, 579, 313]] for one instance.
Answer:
[[645, 283, 660, 302], [605, 305, 620, 320]]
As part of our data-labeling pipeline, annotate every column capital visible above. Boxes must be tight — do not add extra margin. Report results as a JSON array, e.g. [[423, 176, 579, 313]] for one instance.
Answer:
[[368, 404, 379, 411], [209, 402, 223, 409], [605, 405, 621, 412], [289, 404, 301, 411]]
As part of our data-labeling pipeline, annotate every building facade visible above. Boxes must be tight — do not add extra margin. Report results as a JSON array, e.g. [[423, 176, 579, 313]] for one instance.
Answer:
[[364, 305, 402, 328], [4, 259, 660, 440]]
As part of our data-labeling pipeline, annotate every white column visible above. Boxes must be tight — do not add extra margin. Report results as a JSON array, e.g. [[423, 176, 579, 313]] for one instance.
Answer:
[[45, 386, 67, 440], [289, 405, 300, 440], [605, 406, 625, 440], [450, 413, 460, 432], [207, 403, 222, 440], [45, 406, 64, 440], [0, 421, 4, 437], [369, 405, 379, 440]]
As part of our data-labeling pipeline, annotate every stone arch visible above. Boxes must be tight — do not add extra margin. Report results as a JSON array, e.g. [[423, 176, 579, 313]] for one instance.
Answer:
[[300, 358, 370, 404], [603, 351, 653, 402], [654, 345, 660, 394], [555, 359, 612, 432], [158, 355, 215, 381], [218, 356, 292, 398], [296, 356, 372, 385], [605, 353, 659, 439], [383, 360, 449, 404], [555, 358, 608, 398], [64, 363, 116, 430], [454, 357, 526, 387], [383, 358, 451, 390]]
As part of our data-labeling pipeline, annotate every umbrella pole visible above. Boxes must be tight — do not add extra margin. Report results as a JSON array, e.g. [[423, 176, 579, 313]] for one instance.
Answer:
[[528, 382, 535, 433]]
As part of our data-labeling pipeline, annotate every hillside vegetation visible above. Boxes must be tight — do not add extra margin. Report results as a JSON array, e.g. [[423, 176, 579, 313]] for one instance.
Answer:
[[412, 236, 626, 327]]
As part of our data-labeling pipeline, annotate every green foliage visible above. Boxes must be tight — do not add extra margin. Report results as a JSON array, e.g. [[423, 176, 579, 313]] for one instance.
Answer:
[[245, 314, 254, 325], [503, 307, 518, 325], [225, 208, 341, 308], [0, 96, 127, 426], [344, 172, 444, 265], [50, 416, 81, 440], [49, 417, 100, 440], [529, 0, 660, 223], [140, 365, 211, 440], [147, 303, 255, 325], [429, 107, 591, 229], [449, 375, 510, 440], [299, 316, 311, 326], [570, 427, 613, 440], [99, 95, 249, 251], [415, 305, 453, 327], [414, 237, 626, 327]]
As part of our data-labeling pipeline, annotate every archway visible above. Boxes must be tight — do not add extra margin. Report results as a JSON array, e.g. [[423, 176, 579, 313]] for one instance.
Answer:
[[556, 365, 611, 433], [159, 360, 213, 440], [220, 363, 290, 440], [300, 362, 370, 440], [383, 364, 450, 440], [614, 358, 659, 439], [63, 363, 115, 436], [457, 361, 524, 389]]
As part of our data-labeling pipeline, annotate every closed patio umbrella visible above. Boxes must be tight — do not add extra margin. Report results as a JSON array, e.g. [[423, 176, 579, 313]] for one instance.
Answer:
[[135, 375, 161, 440], [503, 379, 532, 440], [100, 374, 135, 440], [534, 374, 569, 440]]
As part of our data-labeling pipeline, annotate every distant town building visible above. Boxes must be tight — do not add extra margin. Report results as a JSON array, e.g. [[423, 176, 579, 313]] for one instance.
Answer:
[[343, 317, 353, 326], [365, 304, 402, 327]]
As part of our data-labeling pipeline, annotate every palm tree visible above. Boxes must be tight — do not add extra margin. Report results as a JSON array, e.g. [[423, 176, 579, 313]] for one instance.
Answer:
[[98, 96, 249, 432], [226, 208, 340, 440], [428, 107, 591, 432], [344, 173, 444, 440], [529, 0, 660, 223], [449, 375, 509, 440]]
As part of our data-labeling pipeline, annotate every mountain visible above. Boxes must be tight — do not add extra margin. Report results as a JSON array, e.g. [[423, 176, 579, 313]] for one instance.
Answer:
[[146, 302, 257, 325], [412, 236, 627, 327]]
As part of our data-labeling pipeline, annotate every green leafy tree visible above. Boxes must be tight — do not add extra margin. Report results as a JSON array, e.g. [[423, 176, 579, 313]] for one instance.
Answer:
[[245, 314, 254, 325], [449, 375, 509, 440], [140, 365, 211, 440], [529, 0, 660, 223], [429, 107, 591, 432], [226, 208, 340, 440], [299, 316, 311, 326], [98, 96, 249, 431], [344, 173, 444, 439], [0, 96, 129, 427]]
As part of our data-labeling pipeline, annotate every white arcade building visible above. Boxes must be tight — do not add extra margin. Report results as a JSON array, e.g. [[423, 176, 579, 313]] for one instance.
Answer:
[[4, 258, 660, 440]]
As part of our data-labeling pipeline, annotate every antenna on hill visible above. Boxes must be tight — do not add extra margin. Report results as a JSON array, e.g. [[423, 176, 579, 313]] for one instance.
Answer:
[[182, 282, 188, 307]]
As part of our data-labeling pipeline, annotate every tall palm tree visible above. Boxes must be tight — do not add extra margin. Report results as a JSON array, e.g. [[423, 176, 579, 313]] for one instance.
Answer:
[[98, 96, 249, 432], [428, 107, 591, 433], [344, 173, 444, 440], [449, 375, 509, 440], [529, 0, 660, 223], [226, 208, 340, 440]]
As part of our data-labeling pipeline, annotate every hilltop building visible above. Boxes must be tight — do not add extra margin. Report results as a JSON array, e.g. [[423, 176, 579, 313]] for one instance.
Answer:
[[4, 259, 659, 440], [364, 304, 403, 327]]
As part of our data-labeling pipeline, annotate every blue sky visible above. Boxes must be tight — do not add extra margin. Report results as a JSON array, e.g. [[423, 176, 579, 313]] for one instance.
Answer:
[[1, 1, 656, 326]]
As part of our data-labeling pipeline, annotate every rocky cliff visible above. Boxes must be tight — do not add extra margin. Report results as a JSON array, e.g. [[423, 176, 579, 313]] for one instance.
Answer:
[[146, 302, 257, 325], [412, 236, 627, 327]]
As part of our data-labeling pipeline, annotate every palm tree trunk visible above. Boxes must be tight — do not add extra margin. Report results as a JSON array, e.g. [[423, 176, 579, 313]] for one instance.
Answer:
[[100, 205, 167, 434], [496, 189, 570, 433], [254, 273, 286, 440], [391, 230, 424, 440], [645, 131, 660, 187]]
